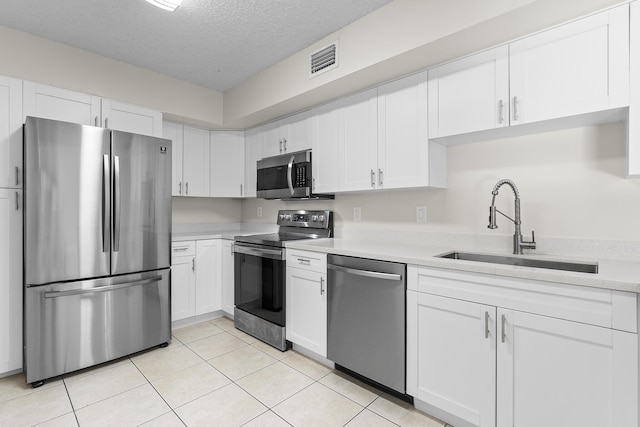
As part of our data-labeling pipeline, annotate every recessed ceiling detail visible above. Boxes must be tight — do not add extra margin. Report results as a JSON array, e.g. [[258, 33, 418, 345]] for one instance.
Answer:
[[0, 0, 392, 92]]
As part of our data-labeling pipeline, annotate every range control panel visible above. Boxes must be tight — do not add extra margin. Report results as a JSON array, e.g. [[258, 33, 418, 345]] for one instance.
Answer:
[[276, 209, 333, 229]]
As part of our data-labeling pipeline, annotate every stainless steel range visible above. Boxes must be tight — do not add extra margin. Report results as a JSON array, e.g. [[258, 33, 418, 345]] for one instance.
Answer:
[[233, 210, 333, 350]]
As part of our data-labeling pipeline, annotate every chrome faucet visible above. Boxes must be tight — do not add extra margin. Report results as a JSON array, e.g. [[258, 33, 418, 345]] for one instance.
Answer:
[[488, 179, 536, 255]]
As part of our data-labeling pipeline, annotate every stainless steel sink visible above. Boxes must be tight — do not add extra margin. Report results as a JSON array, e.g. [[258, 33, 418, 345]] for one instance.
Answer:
[[437, 251, 598, 274]]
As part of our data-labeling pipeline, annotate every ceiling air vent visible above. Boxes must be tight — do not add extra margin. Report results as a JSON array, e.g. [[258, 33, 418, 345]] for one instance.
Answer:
[[309, 41, 339, 78]]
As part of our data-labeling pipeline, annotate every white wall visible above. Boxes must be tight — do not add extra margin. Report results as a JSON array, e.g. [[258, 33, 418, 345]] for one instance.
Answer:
[[172, 197, 242, 224], [0, 25, 224, 127], [242, 121, 640, 241]]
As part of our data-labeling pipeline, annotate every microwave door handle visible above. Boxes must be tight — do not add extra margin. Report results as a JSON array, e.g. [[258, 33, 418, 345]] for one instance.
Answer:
[[287, 155, 295, 196]]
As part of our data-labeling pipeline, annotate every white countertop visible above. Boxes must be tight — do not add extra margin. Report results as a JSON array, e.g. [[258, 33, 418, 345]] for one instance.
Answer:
[[171, 223, 277, 242], [286, 237, 640, 294]]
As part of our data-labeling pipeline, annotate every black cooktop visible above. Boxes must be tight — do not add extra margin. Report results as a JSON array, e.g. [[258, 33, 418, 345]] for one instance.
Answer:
[[234, 210, 333, 248]]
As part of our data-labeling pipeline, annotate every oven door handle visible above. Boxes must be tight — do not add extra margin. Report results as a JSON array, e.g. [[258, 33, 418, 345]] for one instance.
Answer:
[[234, 244, 284, 260], [287, 155, 295, 196]]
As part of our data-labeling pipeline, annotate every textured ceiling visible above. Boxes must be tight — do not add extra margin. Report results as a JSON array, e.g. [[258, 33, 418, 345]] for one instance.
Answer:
[[0, 0, 392, 92]]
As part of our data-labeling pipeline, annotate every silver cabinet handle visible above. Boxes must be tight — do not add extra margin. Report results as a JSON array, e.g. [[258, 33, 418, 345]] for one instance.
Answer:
[[378, 169, 383, 187], [104, 117, 109, 129], [240, 184, 243, 197], [283, 138, 287, 152], [501, 314, 506, 343], [498, 99, 504, 124], [102, 155, 110, 253], [113, 155, 121, 252], [320, 277, 325, 295], [485, 311, 490, 339], [192, 258, 195, 271], [15, 166, 19, 186], [95, 116, 99, 127], [15, 191, 19, 210], [185, 182, 189, 195], [179, 181, 182, 195], [173, 247, 189, 252], [297, 258, 311, 265], [312, 178, 315, 191], [44, 276, 162, 298], [328, 264, 402, 281], [370, 169, 375, 187], [279, 139, 283, 153], [513, 96, 519, 121]]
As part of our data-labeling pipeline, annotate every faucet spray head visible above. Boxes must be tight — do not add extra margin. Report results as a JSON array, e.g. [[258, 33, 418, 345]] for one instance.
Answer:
[[488, 205, 498, 229]]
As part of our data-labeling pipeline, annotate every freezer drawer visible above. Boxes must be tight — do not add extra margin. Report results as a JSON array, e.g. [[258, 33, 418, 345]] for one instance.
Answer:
[[24, 269, 171, 384]]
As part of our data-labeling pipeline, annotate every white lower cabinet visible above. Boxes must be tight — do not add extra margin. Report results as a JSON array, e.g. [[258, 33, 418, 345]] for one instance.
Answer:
[[171, 239, 221, 322], [286, 250, 327, 357], [221, 239, 235, 316], [407, 265, 638, 427], [0, 189, 22, 375]]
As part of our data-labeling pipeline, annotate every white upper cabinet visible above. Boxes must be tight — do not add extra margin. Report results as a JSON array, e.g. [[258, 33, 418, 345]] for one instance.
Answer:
[[23, 81, 100, 126], [210, 131, 245, 197], [262, 110, 311, 157], [428, 46, 509, 138], [182, 126, 210, 197], [629, 1, 640, 176], [101, 98, 162, 137], [163, 121, 184, 197], [311, 99, 341, 194], [509, 4, 629, 126], [23, 81, 162, 137], [244, 128, 262, 198], [163, 122, 210, 197], [378, 72, 446, 190], [0, 76, 23, 189]]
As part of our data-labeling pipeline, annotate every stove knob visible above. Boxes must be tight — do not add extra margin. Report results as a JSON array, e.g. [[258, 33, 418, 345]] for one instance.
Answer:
[[318, 214, 325, 222], [311, 215, 318, 222], [279, 214, 285, 221], [285, 214, 292, 221]]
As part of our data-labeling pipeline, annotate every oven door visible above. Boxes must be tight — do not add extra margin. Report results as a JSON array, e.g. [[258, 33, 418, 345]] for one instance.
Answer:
[[234, 243, 286, 326]]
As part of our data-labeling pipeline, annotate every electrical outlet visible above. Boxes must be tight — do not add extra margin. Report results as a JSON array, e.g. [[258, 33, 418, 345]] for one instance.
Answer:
[[257, 207, 263, 218], [353, 206, 362, 222], [416, 206, 427, 223]]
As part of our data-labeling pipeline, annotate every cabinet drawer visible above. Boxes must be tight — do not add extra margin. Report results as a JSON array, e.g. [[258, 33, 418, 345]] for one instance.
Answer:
[[171, 241, 196, 258], [286, 249, 326, 273], [408, 265, 637, 332]]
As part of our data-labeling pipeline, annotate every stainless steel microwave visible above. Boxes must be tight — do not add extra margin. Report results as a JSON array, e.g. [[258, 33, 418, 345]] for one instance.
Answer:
[[256, 150, 333, 200]]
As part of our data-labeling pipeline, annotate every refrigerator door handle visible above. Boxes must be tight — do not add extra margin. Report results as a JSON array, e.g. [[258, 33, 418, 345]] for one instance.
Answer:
[[113, 155, 121, 252], [102, 154, 110, 253], [43, 276, 162, 298]]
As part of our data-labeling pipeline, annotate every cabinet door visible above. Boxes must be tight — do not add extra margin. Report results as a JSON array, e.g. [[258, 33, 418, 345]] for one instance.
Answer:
[[23, 81, 100, 126], [182, 126, 210, 197], [407, 291, 496, 427], [171, 255, 195, 321], [262, 119, 284, 157], [0, 76, 22, 189], [195, 239, 221, 315], [163, 121, 184, 196], [244, 128, 262, 198], [210, 131, 245, 197], [338, 88, 378, 192], [428, 46, 509, 138], [509, 5, 629, 125], [283, 110, 311, 153], [286, 267, 327, 357], [221, 240, 235, 316], [311, 99, 340, 193], [497, 309, 638, 427], [0, 189, 22, 374], [377, 72, 429, 189], [101, 98, 162, 137]]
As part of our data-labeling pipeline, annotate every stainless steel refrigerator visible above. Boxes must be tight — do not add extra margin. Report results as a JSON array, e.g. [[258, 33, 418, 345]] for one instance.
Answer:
[[23, 116, 172, 386]]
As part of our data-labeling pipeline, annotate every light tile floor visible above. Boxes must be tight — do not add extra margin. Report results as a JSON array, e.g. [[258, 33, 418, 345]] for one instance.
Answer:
[[0, 317, 452, 427]]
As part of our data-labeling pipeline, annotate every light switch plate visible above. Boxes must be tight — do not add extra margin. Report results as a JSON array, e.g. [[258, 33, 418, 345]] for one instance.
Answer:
[[416, 206, 427, 223], [353, 206, 362, 222]]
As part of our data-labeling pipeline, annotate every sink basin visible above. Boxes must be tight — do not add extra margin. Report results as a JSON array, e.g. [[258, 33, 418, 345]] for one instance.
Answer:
[[437, 251, 598, 274]]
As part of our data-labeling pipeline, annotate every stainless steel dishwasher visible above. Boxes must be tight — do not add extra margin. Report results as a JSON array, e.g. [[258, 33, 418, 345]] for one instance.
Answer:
[[327, 254, 406, 395]]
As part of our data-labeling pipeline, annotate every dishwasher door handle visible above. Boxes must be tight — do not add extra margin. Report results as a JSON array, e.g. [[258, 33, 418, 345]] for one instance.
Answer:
[[328, 264, 402, 281]]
